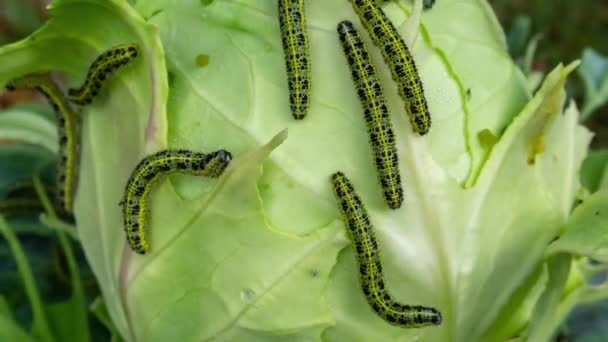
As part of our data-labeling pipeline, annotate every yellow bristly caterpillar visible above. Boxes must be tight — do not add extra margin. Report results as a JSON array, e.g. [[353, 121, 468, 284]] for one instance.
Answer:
[[121, 149, 232, 254], [278, 0, 311, 120], [6, 74, 80, 219], [350, 0, 431, 135], [337, 20, 403, 209], [330, 171, 442, 327], [68, 44, 139, 105]]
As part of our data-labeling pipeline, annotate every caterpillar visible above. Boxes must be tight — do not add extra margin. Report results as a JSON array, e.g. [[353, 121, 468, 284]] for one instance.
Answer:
[[6, 74, 80, 220], [350, 0, 431, 135], [278, 0, 311, 120], [337, 20, 403, 210], [68, 43, 139, 105], [330, 171, 442, 327], [121, 149, 233, 254]]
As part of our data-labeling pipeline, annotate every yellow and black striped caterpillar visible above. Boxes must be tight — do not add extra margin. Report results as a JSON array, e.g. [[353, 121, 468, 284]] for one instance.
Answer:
[[337, 20, 403, 209], [6, 74, 80, 220], [350, 0, 431, 135], [278, 0, 311, 120], [68, 43, 139, 105], [331, 171, 442, 327], [121, 149, 233, 254]]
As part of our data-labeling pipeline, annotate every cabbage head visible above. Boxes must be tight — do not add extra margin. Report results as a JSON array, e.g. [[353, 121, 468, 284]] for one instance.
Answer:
[[1, 0, 607, 341]]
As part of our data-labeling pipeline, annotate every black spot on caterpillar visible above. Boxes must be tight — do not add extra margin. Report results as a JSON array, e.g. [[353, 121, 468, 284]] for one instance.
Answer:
[[350, 0, 431, 135], [6, 74, 80, 220], [121, 149, 233, 254], [68, 43, 139, 105], [278, 0, 311, 120], [330, 171, 442, 328], [337, 20, 403, 209]]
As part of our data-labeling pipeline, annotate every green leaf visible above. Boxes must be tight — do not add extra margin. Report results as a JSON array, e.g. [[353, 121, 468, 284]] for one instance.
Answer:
[[33, 177, 90, 342], [0, 295, 34, 342], [581, 151, 608, 193], [39, 214, 78, 241], [0, 217, 53, 342], [0, 104, 58, 154], [3, 0, 44, 37], [526, 254, 571, 342], [481, 264, 547, 341], [122, 131, 350, 341], [421, 0, 531, 185], [547, 189, 608, 261], [0, 296, 12, 318], [578, 48, 608, 121], [2, 219, 54, 237], [522, 34, 543, 76], [45, 298, 89, 342], [0, 230, 55, 307], [0, 314, 35, 342], [90, 297, 123, 342], [526, 71, 544, 93], [506, 15, 531, 57], [457, 63, 591, 341], [539, 259, 608, 342], [0, 143, 55, 189]]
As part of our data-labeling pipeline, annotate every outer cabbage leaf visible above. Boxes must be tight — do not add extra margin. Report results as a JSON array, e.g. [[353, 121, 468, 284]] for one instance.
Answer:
[[0, 0, 168, 337]]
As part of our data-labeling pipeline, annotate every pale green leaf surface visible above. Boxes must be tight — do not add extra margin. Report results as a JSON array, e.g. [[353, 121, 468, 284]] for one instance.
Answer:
[[0, 105, 58, 153], [421, 0, 531, 186], [121, 131, 348, 341], [422, 64, 589, 341]]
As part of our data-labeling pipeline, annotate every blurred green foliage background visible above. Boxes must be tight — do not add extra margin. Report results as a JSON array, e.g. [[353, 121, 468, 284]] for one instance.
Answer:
[[0, 0, 607, 340], [491, 0, 608, 149]]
